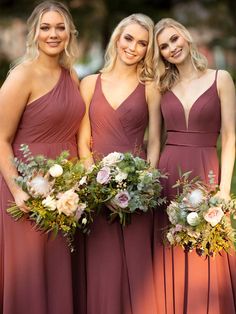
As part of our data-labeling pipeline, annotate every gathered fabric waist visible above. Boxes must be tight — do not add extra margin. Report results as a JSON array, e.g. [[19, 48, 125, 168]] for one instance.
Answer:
[[166, 131, 219, 147]]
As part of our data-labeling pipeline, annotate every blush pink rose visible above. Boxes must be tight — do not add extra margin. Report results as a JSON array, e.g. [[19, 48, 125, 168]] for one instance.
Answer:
[[203, 206, 224, 227], [57, 189, 79, 216]]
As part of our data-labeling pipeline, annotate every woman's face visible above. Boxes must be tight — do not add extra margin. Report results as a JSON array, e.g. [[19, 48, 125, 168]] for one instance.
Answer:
[[37, 10, 69, 57], [116, 23, 149, 66], [156, 26, 190, 65]]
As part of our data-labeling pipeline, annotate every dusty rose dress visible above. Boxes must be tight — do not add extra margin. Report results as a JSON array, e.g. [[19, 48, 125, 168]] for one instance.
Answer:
[[154, 70, 236, 313], [0, 67, 85, 314], [84, 75, 157, 314]]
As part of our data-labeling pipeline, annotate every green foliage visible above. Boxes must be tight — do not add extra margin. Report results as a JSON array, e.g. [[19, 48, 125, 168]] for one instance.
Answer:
[[166, 172, 236, 257], [85, 152, 167, 226], [7, 144, 90, 252]]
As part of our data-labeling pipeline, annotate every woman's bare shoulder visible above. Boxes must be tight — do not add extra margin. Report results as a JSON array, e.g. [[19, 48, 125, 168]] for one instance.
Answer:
[[81, 73, 99, 86], [0, 62, 35, 96]]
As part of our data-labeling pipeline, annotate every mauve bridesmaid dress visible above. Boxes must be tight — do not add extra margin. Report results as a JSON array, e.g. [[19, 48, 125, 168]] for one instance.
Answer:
[[84, 74, 157, 314], [154, 70, 236, 314], [0, 67, 85, 314]]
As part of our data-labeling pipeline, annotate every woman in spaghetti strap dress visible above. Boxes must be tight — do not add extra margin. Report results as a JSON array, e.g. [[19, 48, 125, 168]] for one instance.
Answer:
[[0, 2, 85, 314], [77, 14, 161, 314], [153, 18, 236, 314]]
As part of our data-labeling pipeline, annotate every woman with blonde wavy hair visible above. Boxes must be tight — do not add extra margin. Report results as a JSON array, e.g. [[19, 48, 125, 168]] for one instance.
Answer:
[[0, 1, 85, 313], [77, 13, 161, 314], [153, 17, 236, 313], [12, 0, 79, 71], [101, 13, 154, 83]]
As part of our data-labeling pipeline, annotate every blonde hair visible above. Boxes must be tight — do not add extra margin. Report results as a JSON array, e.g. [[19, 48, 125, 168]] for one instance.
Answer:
[[12, 1, 79, 71], [153, 18, 208, 93], [101, 13, 154, 83]]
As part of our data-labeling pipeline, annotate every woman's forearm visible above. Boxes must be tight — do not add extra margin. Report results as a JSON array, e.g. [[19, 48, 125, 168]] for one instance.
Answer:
[[0, 140, 21, 196], [220, 135, 235, 194], [78, 143, 94, 169], [147, 140, 160, 168]]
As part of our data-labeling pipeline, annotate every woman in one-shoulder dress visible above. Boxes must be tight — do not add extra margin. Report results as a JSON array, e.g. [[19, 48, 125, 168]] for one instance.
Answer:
[[0, 2, 85, 314], [153, 18, 236, 314], [77, 14, 161, 314]]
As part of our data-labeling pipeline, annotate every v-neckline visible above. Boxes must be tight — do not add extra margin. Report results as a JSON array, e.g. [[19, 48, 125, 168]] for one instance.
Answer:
[[169, 79, 216, 130], [99, 75, 140, 112]]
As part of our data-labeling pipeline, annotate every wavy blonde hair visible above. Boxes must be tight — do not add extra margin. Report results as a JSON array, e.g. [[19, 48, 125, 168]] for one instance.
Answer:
[[153, 18, 208, 93], [11, 1, 79, 71], [101, 13, 154, 83]]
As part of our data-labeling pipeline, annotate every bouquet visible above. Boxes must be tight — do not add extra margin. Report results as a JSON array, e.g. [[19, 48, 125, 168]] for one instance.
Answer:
[[83, 152, 167, 226], [7, 144, 91, 251], [166, 171, 236, 257]]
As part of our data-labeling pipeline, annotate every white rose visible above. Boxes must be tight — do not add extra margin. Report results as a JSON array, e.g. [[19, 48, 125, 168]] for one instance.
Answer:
[[101, 152, 124, 166], [186, 212, 200, 226], [57, 189, 79, 216], [42, 195, 57, 211], [49, 164, 63, 177]]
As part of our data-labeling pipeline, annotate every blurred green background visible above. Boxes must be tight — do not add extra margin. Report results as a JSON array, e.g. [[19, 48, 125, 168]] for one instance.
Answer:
[[0, 0, 235, 193]]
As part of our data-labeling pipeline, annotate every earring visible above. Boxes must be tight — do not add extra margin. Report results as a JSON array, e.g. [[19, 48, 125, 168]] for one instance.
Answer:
[[165, 62, 170, 70]]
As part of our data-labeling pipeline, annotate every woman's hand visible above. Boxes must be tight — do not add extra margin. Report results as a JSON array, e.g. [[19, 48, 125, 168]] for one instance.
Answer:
[[214, 190, 231, 202], [13, 189, 30, 213]]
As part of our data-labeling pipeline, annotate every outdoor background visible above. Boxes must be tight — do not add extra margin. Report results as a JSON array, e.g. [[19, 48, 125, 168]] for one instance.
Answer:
[[0, 0, 235, 193]]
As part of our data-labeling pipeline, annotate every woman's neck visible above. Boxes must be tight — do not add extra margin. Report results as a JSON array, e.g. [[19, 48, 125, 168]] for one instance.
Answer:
[[176, 61, 200, 83], [36, 53, 61, 71], [111, 58, 138, 79]]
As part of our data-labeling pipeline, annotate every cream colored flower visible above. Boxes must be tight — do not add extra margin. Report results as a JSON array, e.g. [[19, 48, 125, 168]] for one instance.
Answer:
[[42, 195, 57, 211], [187, 212, 200, 226], [49, 164, 63, 177], [101, 152, 124, 167], [57, 189, 79, 216]]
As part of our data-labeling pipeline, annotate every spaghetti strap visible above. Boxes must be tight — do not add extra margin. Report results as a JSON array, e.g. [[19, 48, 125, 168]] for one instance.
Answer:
[[214, 69, 220, 97]]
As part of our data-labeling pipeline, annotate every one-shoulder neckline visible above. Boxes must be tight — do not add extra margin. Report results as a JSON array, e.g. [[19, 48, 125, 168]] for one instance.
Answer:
[[26, 67, 64, 107], [99, 74, 141, 112], [168, 74, 218, 130]]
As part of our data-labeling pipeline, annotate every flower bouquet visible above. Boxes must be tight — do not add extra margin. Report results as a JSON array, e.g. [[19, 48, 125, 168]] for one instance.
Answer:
[[83, 152, 167, 226], [166, 171, 236, 257], [7, 144, 91, 251]]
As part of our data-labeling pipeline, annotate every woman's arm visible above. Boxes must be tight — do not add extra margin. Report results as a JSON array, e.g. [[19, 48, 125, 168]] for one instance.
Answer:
[[77, 74, 98, 169], [218, 70, 236, 199], [145, 81, 162, 168], [0, 66, 32, 210]]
